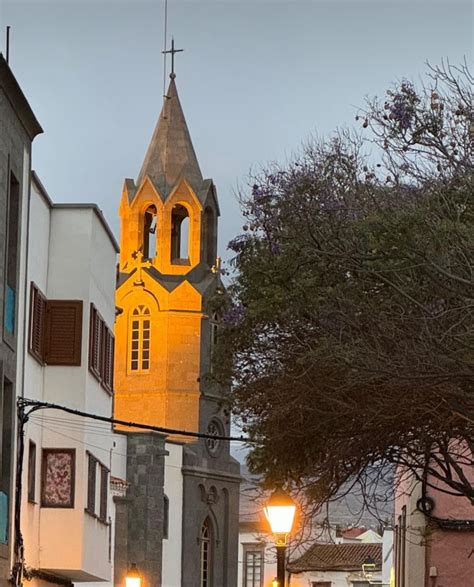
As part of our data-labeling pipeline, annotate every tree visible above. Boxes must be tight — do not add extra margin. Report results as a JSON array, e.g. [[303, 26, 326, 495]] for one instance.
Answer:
[[214, 62, 474, 510]]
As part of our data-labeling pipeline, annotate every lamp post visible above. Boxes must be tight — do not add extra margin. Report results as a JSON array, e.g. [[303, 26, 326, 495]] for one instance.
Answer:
[[264, 488, 297, 587], [362, 555, 376, 583], [125, 563, 142, 587]]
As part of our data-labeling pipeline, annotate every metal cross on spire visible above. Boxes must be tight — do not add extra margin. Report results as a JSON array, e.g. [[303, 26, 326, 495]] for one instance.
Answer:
[[162, 38, 184, 79]]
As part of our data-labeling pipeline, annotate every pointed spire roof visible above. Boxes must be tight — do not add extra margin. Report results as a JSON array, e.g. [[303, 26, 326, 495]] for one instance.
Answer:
[[137, 77, 203, 197]]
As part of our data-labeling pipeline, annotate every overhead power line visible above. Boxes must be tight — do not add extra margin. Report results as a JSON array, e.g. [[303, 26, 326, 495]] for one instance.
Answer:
[[18, 398, 250, 443]]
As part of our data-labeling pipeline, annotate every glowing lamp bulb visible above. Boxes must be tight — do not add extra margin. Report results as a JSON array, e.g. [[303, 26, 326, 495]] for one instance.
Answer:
[[125, 563, 141, 587], [264, 488, 297, 535]]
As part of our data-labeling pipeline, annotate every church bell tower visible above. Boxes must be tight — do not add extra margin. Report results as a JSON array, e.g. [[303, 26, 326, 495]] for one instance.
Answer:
[[113, 54, 240, 586], [114, 74, 221, 437]]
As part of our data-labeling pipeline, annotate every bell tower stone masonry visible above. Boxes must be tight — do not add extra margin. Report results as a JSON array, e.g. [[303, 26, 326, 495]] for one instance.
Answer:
[[113, 73, 240, 586]]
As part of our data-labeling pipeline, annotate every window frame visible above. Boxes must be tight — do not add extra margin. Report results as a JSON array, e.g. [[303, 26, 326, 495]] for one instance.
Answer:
[[43, 300, 83, 366], [171, 203, 191, 264], [86, 452, 97, 515], [243, 544, 264, 587], [89, 303, 114, 394], [85, 451, 109, 524], [129, 306, 151, 373], [200, 518, 212, 587], [28, 283, 46, 365], [28, 283, 83, 367], [3, 169, 20, 344], [41, 448, 76, 509], [99, 463, 108, 523]]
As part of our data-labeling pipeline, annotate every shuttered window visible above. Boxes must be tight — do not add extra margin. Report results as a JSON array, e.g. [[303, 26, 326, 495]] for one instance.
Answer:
[[89, 304, 114, 393], [99, 464, 108, 522], [86, 452, 108, 524], [28, 283, 83, 367], [44, 300, 83, 365], [86, 453, 97, 515], [29, 284, 47, 364], [89, 305, 102, 378]]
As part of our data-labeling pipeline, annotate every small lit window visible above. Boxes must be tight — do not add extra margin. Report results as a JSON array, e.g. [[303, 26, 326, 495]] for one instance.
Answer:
[[129, 306, 151, 372]]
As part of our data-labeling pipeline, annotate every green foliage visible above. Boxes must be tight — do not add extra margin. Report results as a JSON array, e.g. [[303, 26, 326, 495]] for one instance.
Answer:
[[215, 62, 474, 505]]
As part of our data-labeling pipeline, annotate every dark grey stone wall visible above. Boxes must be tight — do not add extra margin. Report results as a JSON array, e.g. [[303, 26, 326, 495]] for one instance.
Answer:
[[114, 433, 167, 587], [0, 82, 33, 587], [181, 455, 240, 587]]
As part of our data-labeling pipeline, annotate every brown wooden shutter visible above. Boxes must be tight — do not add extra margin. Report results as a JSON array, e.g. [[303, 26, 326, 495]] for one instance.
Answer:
[[89, 304, 102, 380], [108, 331, 115, 392], [99, 319, 107, 384], [44, 300, 83, 366], [87, 453, 96, 515], [102, 328, 114, 393], [28, 283, 46, 363], [99, 465, 108, 522]]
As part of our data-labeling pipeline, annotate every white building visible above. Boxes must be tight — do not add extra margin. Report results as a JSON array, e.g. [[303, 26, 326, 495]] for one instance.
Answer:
[[288, 527, 393, 587], [18, 173, 127, 586]]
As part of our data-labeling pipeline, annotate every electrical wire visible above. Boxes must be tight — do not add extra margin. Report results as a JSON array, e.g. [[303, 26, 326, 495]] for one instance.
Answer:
[[20, 398, 250, 443]]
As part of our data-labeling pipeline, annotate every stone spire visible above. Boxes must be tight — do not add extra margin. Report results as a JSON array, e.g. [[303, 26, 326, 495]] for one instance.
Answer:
[[137, 77, 203, 197]]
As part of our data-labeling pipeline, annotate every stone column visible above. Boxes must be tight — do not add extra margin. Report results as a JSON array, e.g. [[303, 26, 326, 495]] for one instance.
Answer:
[[115, 433, 167, 587]]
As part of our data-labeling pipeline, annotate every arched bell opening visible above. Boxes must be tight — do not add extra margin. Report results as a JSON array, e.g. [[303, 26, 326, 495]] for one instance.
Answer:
[[143, 205, 158, 260], [171, 204, 190, 263]]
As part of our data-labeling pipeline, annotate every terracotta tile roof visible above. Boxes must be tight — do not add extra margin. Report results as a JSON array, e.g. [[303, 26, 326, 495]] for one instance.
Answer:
[[289, 542, 382, 573], [341, 527, 367, 539]]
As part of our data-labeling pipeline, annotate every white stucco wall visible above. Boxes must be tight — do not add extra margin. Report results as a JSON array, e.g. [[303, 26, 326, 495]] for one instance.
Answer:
[[162, 441, 184, 587], [237, 529, 277, 587], [291, 568, 383, 586], [21, 181, 125, 584]]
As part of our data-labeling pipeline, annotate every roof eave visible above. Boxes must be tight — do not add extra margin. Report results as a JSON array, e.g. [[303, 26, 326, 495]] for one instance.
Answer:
[[0, 54, 43, 140]]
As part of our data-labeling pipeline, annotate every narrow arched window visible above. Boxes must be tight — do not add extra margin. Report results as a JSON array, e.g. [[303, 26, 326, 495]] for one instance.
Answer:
[[129, 305, 150, 372], [143, 205, 157, 260], [200, 518, 212, 587], [171, 204, 189, 262], [203, 208, 216, 267]]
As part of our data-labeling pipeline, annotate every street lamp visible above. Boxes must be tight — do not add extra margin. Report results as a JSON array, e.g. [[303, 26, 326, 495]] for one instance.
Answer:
[[362, 555, 376, 582], [125, 563, 142, 587], [264, 488, 297, 587]]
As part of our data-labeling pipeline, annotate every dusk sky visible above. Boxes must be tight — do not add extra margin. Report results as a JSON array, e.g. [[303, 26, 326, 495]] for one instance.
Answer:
[[1, 0, 472, 261]]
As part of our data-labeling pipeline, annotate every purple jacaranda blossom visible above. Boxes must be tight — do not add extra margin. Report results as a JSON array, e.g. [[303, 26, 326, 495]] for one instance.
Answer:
[[222, 304, 246, 326]]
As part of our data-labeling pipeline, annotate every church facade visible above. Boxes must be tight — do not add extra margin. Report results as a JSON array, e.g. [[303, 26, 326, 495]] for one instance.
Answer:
[[112, 73, 241, 587]]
